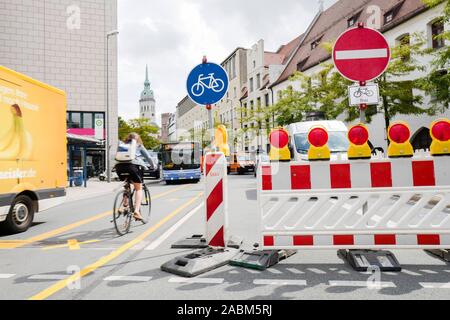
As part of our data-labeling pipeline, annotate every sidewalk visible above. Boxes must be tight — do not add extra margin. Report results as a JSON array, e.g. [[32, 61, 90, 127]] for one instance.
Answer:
[[65, 179, 123, 203]]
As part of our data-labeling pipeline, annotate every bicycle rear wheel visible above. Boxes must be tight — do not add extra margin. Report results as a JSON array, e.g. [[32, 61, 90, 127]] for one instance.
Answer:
[[140, 186, 152, 224], [113, 190, 133, 236]]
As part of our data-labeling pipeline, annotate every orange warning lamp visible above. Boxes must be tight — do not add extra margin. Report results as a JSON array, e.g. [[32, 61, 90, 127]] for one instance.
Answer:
[[430, 119, 450, 156], [387, 121, 413, 158], [269, 128, 290, 161], [348, 124, 371, 159], [308, 126, 330, 161], [214, 125, 230, 156]]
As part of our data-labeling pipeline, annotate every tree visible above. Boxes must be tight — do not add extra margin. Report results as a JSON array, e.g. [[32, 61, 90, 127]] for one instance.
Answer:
[[118, 117, 160, 150], [421, 0, 450, 110], [238, 100, 272, 151]]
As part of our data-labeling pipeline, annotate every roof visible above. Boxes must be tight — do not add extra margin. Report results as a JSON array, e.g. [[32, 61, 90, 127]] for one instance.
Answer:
[[270, 0, 428, 88]]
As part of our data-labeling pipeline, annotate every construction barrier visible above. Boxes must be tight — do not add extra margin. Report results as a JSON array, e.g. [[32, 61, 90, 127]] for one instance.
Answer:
[[205, 152, 228, 247], [258, 154, 450, 250]]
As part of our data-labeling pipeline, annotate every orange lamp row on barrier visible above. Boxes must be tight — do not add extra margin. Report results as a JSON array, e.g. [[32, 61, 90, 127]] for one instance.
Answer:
[[268, 119, 450, 162]]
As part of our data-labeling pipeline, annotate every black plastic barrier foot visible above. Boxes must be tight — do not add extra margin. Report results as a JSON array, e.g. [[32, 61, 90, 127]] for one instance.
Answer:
[[230, 249, 297, 271], [425, 249, 450, 263], [161, 247, 240, 277], [171, 235, 208, 249], [171, 235, 243, 250], [338, 249, 402, 272]]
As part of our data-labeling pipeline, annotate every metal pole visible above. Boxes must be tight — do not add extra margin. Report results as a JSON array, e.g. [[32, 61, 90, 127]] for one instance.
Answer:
[[105, 31, 119, 183], [359, 81, 367, 124]]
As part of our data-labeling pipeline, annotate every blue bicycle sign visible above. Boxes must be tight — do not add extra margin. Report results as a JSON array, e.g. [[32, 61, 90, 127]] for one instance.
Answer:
[[187, 62, 229, 105]]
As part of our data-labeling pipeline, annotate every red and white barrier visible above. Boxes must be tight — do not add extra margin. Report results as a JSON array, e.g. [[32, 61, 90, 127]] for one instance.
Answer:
[[258, 154, 450, 250], [204, 152, 228, 247]]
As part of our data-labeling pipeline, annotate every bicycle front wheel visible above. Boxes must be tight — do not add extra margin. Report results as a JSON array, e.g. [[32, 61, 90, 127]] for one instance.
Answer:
[[113, 190, 132, 236], [140, 186, 152, 224]]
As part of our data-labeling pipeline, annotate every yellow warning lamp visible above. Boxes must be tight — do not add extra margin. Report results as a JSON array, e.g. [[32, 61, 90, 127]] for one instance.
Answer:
[[269, 128, 291, 161], [430, 119, 450, 156], [308, 126, 331, 161], [347, 124, 372, 159], [214, 125, 230, 156], [387, 121, 413, 158]]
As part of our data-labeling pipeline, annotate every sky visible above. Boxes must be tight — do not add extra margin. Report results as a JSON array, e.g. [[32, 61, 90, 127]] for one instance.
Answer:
[[118, 0, 338, 125]]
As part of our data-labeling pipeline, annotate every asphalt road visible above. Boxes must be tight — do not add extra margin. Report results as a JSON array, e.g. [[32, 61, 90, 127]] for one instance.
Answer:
[[0, 175, 449, 300]]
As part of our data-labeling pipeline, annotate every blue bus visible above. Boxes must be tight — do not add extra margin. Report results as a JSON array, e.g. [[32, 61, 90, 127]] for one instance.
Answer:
[[161, 142, 202, 184]]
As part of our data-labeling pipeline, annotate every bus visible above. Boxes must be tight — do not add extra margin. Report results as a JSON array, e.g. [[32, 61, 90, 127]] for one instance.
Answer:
[[160, 142, 202, 184]]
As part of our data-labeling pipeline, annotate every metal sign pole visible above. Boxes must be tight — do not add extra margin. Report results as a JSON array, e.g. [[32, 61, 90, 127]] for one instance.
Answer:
[[360, 81, 367, 124]]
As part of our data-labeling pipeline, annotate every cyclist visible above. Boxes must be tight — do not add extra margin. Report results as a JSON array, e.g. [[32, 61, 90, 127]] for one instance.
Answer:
[[115, 133, 155, 222]]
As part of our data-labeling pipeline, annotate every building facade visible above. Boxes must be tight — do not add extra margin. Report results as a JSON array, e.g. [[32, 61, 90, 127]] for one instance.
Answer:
[[0, 0, 118, 177], [139, 65, 157, 124], [160, 113, 171, 143]]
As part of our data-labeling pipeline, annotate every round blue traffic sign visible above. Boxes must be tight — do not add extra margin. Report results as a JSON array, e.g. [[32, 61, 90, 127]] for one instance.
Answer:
[[186, 62, 229, 105]]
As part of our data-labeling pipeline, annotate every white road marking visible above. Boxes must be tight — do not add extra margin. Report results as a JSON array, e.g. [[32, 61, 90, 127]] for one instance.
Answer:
[[420, 282, 450, 289], [287, 268, 304, 274], [245, 269, 261, 274], [444, 270, 450, 274], [0, 274, 15, 279], [104, 276, 152, 282], [384, 272, 399, 276], [254, 279, 307, 286], [169, 277, 224, 284], [229, 270, 239, 274], [308, 268, 327, 274], [145, 203, 204, 251], [266, 268, 283, 274], [338, 270, 350, 275], [329, 280, 396, 288], [130, 241, 151, 251], [402, 269, 422, 276], [335, 48, 389, 60], [29, 274, 69, 280], [420, 269, 438, 274]]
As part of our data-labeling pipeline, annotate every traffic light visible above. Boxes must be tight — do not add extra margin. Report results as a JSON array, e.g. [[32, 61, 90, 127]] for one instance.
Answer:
[[347, 124, 371, 159], [430, 119, 450, 156], [269, 128, 291, 161], [214, 125, 230, 156], [308, 126, 330, 161], [387, 121, 413, 158]]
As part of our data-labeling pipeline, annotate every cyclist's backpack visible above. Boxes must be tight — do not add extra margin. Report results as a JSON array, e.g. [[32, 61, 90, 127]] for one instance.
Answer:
[[115, 139, 137, 163]]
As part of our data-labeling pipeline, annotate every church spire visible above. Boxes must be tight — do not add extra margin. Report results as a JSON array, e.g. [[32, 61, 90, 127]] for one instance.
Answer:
[[144, 64, 150, 88]]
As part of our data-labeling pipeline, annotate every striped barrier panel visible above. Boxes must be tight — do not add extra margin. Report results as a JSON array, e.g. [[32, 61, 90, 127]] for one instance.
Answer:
[[205, 152, 228, 247], [258, 154, 450, 250]]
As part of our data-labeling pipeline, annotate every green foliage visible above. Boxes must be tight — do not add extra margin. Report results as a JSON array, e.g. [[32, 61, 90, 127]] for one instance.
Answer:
[[118, 117, 160, 150]]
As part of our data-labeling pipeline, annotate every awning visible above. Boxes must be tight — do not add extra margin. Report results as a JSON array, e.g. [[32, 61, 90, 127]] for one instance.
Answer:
[[67, 133, 104, 145]]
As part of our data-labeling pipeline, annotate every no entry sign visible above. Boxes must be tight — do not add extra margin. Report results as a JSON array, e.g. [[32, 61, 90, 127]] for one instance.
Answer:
[[333, 26, 390, 82]]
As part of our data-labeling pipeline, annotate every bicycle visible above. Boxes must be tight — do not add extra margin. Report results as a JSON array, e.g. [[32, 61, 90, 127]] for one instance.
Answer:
[[190, 73, 225, 97], [112, 177, 152, 236], [353, 87, 374, 98]]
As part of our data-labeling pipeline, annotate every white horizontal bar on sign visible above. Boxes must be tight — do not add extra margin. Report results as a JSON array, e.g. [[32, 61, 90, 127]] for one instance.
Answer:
[[335, 48, 388, 60]]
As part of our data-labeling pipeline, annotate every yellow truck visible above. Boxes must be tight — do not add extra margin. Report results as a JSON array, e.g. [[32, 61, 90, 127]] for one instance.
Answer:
[[0, 66, 67, 233]]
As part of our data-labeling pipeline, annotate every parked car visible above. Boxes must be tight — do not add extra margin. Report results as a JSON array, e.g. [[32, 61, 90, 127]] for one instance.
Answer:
[[227, 153, 256, 175], [141, 156, 160, 180]]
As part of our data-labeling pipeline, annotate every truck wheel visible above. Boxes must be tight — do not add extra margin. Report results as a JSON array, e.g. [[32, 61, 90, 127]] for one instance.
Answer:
[[5, 195, 34, 234]]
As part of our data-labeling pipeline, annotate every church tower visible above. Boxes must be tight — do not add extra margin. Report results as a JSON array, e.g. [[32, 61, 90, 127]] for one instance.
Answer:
[[139, 65, 156, 124]]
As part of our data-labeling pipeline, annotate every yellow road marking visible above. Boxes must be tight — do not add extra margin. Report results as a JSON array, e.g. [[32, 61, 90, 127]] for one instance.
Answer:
[[42, 239, 101, 251], [29, 192, 203, 300], [0, 184, 190, 250]]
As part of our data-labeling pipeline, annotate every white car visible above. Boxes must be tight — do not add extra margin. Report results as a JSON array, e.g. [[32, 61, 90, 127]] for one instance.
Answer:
[[287, 120, 350, 161]]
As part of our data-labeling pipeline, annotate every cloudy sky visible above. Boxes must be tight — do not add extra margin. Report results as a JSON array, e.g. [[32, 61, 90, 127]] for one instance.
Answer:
[[118, 0, 337, 125]]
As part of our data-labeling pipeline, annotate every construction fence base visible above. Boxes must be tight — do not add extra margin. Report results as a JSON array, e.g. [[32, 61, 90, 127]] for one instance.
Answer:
[[338, 249, 402, 272], [425, 249, 450, 263], [171, 235, 243, 250], [230, 250, 297, 271], [161, 247, 241, 278]]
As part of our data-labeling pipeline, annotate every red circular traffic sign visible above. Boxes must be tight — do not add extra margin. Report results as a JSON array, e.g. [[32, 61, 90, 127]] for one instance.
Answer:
[[333, 26, 390, 82]]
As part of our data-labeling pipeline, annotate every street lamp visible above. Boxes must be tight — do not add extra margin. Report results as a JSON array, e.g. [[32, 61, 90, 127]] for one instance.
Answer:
[[106, 30, 119, 183]]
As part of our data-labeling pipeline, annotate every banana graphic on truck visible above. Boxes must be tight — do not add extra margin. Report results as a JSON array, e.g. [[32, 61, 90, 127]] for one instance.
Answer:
[[0, 104, 33, 160]]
